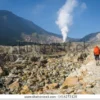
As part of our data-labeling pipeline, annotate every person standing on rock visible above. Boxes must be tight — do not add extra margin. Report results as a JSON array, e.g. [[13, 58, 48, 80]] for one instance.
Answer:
[[94, 46, 100, 66]]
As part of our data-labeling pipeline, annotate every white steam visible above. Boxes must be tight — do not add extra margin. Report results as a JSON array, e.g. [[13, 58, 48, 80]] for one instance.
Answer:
[[56, 0, 78, 42]]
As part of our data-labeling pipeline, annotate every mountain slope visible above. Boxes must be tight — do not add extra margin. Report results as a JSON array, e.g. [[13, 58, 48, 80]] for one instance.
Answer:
[[1, 10, 100, 45], [80, 32, 100, 42], [0, 10, 62, 45]]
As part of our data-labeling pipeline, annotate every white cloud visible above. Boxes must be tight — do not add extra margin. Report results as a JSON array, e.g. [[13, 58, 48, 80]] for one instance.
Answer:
[[81, 2, 87, 10], [32, 4, 45, 15]]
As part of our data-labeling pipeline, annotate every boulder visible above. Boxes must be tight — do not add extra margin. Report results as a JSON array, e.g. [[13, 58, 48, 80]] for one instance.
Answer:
[[20, 85, 32, 94], [5, 77, 13, 85], [60, 76, 79, 89], [66, 87, 74, 94], [34, 88, 43, 94], [43, 83, 59, 90], [9, 80, 19, 91], [30, 56, 39, 62], [40, 56, 48, 65], [0, 67, 3, 76]]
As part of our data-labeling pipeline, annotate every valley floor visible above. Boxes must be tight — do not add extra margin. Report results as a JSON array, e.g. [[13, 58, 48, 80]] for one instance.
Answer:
[[0, 45, 100, 94]]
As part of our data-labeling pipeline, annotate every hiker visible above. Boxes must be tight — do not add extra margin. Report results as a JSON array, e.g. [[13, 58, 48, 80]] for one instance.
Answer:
[[94, 46, 100, 65]]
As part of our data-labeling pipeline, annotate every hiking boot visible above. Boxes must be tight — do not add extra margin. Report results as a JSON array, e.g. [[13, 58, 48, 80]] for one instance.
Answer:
[[98, 62, 100, 66], [96, 62, 98, 66], [96, 61, 99, 66]]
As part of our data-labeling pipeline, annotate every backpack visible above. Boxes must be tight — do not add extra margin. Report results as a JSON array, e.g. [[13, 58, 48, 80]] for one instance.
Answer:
[[94, 46, 100, 55]]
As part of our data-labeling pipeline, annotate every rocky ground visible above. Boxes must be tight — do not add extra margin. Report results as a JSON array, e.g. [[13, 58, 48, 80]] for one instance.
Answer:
[[0, 44, 97, 94]]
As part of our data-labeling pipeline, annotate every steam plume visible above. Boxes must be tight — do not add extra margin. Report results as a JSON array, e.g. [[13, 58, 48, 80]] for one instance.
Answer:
[[56, 0, 78, 42]]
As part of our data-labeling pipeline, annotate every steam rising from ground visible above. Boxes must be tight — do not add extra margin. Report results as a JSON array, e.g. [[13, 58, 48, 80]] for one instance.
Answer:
[[56, 0, 78, 42]]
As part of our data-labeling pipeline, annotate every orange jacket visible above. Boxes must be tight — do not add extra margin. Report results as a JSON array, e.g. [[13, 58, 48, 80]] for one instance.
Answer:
[[94, 46, 100, 55]]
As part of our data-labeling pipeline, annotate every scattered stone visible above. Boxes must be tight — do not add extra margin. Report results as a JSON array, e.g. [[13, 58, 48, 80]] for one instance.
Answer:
[[0, 79, 3, 88], [20, 85, 32, 94], [78, 75, 83, 80], [0, 67, 3, 76], [44, 83, 59, 90], [86, 84, 92, 88], [66, 87, 74, 94], [79, 80, 86, 85], [60, 76, 79, 89], [30, 56, 39, 62], [9, 80, 19, 92], [5, 77, 13, 85], [35, 88, 43, 94]]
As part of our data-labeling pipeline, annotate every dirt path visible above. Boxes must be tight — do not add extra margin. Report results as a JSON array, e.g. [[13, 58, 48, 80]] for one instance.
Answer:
[[69, 60, 100, 94]]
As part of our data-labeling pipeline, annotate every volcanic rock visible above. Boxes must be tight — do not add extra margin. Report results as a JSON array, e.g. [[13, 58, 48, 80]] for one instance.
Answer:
[[0, 67, 3, 76], [20, 85, 32, 94], [9, 80, 19, 92], [44, 83, 59, 90], [60, 76, 79, 89]]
